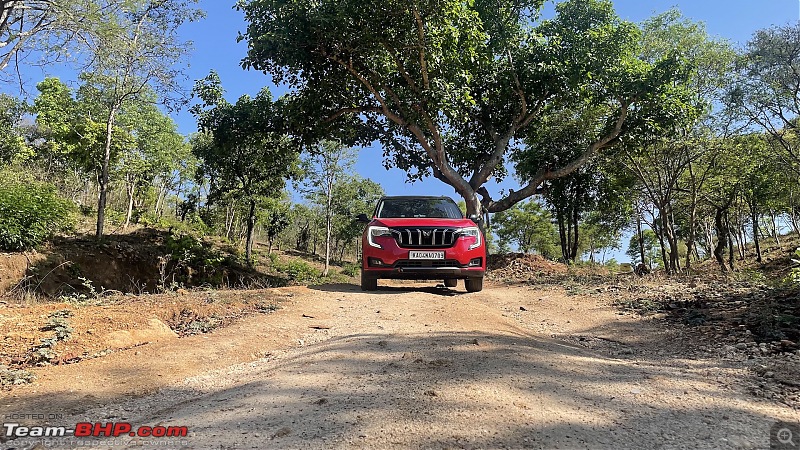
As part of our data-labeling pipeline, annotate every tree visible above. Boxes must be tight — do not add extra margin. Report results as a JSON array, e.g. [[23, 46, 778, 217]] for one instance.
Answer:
[[730, 22, 800, 176], [492, 201, 559, 259], [0, 1, 112, 81], [117, 102, 186, 228], [517, 105, 636, 264], [579, 211, 624, 264], [620, 9, 734, 274], [238, 0, 693, 217], [300, 141, 357, 276], [0, 94, 31, 164], [259, 197, 291, 255], [700, 135, 753, 272], [626, 228, 660, 269], [329, 175, 384, 262], [80, 0, 202, 239], [33, 77, 135, 197], [191, 71, 302, 264]]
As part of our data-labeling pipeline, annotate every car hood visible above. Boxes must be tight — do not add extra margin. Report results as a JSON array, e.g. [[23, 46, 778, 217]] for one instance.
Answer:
[[370, 217, 478, 228]]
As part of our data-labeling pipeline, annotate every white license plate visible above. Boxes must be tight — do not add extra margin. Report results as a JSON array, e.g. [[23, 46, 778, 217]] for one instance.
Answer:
[[409, 251, 445, 260]]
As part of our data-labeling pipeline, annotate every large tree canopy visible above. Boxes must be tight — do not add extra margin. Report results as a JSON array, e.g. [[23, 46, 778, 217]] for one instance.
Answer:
[[238, 0, 695, 215]]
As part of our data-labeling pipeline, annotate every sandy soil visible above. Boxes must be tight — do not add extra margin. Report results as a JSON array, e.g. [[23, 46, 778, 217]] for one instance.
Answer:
[[1, 281, 799, 449]]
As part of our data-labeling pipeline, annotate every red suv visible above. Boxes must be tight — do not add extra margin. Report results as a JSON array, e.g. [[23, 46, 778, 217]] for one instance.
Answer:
[[357, 196, 486, 292]]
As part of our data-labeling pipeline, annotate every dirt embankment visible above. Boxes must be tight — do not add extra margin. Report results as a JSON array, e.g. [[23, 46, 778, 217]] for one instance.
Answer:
[[0, 229, 284, 299]]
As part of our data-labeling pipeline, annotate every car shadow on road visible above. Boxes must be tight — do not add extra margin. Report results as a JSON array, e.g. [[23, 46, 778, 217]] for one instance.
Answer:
[[308, 282, 465, 296]]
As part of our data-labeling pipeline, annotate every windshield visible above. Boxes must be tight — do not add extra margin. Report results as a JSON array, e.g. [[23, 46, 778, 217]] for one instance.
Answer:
[[376, 198, 463, 219]]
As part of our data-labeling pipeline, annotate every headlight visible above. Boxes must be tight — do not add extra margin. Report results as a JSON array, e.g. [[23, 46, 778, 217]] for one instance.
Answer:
[[458, 226, 482, 250], [367, 226, 392, 248]]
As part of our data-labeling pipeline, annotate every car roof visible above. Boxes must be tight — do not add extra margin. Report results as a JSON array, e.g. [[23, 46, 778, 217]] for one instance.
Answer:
[[379, 196, 454, 200]]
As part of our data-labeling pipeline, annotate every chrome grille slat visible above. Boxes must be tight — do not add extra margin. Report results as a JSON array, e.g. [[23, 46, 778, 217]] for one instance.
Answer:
[[391, 227, 459, 248]]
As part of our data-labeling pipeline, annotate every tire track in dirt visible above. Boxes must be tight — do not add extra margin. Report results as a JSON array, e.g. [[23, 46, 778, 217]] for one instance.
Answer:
[[3, 283, 799, 449]]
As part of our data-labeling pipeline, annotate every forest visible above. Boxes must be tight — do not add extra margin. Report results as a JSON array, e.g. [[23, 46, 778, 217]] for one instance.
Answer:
[[0, 0, 798, 281]]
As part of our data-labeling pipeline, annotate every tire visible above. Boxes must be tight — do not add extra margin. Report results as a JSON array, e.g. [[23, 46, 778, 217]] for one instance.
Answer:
[[465, 276, 483, 293], [444, 279, 458, 288], [361, 270, 378, 291]]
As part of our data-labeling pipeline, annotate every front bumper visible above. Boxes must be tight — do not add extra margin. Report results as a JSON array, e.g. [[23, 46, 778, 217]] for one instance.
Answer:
[[362, 233, 486, 280], [363, 259, 485, 280], [364, 266, 485, 280]]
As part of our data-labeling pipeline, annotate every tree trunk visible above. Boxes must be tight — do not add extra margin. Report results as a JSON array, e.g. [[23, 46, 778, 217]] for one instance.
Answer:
[[726, 212, 735, 271], [730, 220, 744, 261], [323, 181, 333, 277], [245, 199, 256, 266], [655, 219, 668, 273], [684, 165, 700, 272], [661, 209, 680, 274], [791, 206, 800, 235], [738, 222, 747, 259], [714, 207, 728, 272], [771, 213, 780, 245], [225, 206, 235, 241], [752, 210, 762, 263], [174, 178, 184, 219], [154, 182, 167, 217], [637, 215, 647, 268], [124, 176, 135, 230], [557, 207, 569, 263], [569, 202, 580, 263], [96, 107, 118, 240]]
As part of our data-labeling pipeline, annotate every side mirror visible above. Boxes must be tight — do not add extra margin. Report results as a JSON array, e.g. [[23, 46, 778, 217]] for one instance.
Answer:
[[356, 213, 371, 223], [468, 214, 481, 223]]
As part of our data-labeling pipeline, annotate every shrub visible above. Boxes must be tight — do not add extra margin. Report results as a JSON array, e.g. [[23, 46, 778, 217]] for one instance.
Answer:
[[160, 232, 233, 289], [273, 259, 320, 282], [786, 248, 800, 284], [0, 174, 74, 251], [139, 211, 209, 235], [341, 262, 360, 277]]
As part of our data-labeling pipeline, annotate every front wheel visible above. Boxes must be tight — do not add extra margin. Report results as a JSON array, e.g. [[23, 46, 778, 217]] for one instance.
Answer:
[[444, 279, 458, 288], [361, 271, 378, 291], [465, 277, 483, 293]]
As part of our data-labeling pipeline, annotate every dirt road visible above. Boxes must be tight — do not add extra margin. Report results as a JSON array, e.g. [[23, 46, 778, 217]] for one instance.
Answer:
[[3, 282, 799, 449]]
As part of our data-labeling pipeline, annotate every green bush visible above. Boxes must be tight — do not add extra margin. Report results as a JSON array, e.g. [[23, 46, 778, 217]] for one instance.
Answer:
[[104, 208, 126, 225], [139, 211, 209, 235], [273, 259, 320, 282], [341, 262, 360, 277], [161, 232, 231, 289], [0, 175, 74, 251]]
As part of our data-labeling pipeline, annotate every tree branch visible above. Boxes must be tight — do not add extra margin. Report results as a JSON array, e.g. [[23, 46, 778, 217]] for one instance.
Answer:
[[487, 100, 630, 213]]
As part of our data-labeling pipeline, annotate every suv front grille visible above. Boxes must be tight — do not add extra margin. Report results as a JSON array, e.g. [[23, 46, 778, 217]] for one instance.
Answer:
[[391, 227, 459, 248]]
